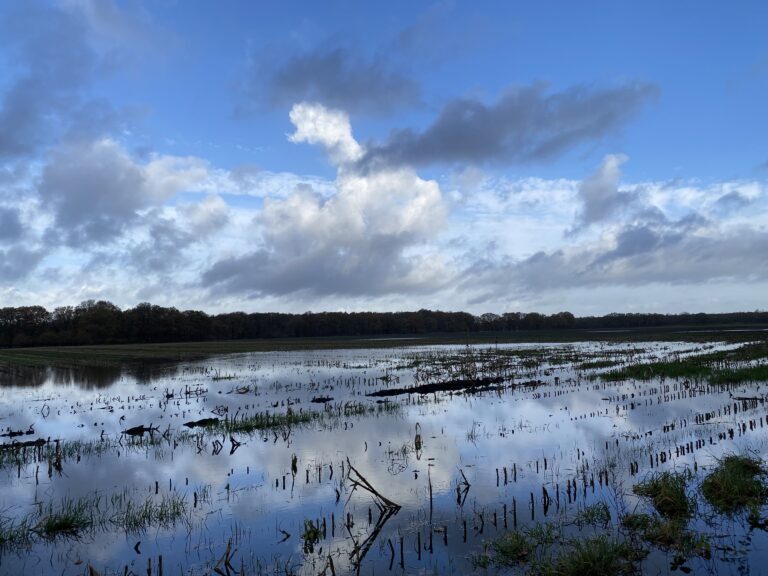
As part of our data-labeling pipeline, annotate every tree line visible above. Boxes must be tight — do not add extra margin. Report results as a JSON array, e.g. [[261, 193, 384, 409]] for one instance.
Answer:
[[1, 301, 767, 348]]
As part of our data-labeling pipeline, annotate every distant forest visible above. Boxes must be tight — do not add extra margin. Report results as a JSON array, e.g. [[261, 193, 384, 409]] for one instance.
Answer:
[[1, 301, 767, 348]]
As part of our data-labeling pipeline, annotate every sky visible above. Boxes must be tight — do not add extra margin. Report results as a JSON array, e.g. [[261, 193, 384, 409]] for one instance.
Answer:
[[0, 0, 767, 316]]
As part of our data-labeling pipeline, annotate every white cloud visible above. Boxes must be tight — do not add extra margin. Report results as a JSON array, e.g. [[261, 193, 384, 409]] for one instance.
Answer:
[[288, 102, 363, 164], [204, 102, 449, 298]]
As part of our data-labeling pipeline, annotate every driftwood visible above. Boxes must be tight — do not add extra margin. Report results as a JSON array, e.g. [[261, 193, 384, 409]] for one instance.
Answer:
[[345, 457, 401, 573], [213, 539, 237, 576], [0, 438, 47, 451], [367, 376, 505, 398], [123, 424, 159, 437], [1, 426, 34, 438], [183, 418, 220, 429]]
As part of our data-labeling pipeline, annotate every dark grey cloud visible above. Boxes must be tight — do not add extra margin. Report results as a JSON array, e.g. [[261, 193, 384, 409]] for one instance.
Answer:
[[202, 233, 441, 299], [713, 190, 754, 214], [0, 207, 23, 241], [127, 216, 192, 273], [361, 81, 658, 168], [245, 46, 420, 116], [0, 2, 150, 164], [39, 139, 147, 246], [0, 3, 96, 159], [0, 246, 44, 281], [570, 154, 638, 232], [463, 214, 768, 303]]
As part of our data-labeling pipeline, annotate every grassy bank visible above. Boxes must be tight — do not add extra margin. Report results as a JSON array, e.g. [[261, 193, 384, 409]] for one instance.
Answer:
[[0, 325, 766, 369]]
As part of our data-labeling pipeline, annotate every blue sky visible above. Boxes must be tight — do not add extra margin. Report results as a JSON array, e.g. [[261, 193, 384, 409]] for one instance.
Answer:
[[0, 0, 767, 315]]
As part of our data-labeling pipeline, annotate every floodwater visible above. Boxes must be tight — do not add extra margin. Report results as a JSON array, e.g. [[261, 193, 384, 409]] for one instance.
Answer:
[[1, 340, 767, 575]]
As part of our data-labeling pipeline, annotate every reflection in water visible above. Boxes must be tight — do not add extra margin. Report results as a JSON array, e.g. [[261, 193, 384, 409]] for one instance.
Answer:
[[0, 341, 766, 575]]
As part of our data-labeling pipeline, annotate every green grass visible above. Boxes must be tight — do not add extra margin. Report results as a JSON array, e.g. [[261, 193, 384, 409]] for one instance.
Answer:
[[573, 502, 612, 528], [219, 410, 318, 434], [491, 530, 533, 566], [537, 535, 639, 576], [601, 341, 768, 383], [34, 497, 93, 538], [300, 519, 322, 554], [701, 454, 768, 514], [622, 514, 710, 559], [111, 492, 189, 532], [633, 472, 692, 519], [1, 327, 765, 368], [0, 515, 32, 548]]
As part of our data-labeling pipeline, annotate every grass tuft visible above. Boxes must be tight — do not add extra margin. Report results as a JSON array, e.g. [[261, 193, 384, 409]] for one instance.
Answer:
[[35, 497, 93, 538], [491, 530, 533, 565], [701, 454, 767, 514], [633, 472, 692, 519], [537, 535, 639, 576]]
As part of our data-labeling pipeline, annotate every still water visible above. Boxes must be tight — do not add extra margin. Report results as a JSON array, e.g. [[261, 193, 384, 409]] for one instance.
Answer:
[[1, 341, 766, 575]]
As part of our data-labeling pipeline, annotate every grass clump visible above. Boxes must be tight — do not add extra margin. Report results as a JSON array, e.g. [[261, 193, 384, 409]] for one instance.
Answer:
[[633, 472, 692, 519], [222, 409, 317, 434], [0, 515, 32, 548], [701, 454, 767, 514], [301, 519, 322, 554], [491, 530, 533, 566], [112, 492, 189, 532], [537, 535, 639, 576], [573, 502, 611, 528], [622, 513, 710, 560], [34, 497, 93, 538]]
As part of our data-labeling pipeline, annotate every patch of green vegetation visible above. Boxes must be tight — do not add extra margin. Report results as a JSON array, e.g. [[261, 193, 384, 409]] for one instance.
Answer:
[[301, 519, 322, 554], [1, 328, 764, 369], [111, 492, 189, 532], [577, 359, 618, 370], [573, 502, 611, 528], [701, 454, 768, 514], [622, 514, 710, 560], [602, 362, 711, 382], [536, 535, 640, 576], [491, 530, 533, 566], [34, 497, 93, 538], [601, 341, 768, 383], [0, 515, 32, 548], [220, 410, 318, 434], [708, 365, 768, 385], [633, 472, 692, 519]]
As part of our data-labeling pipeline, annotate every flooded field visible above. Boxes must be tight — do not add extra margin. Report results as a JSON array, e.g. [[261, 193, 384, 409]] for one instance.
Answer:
[[2, 338, 768, 575]]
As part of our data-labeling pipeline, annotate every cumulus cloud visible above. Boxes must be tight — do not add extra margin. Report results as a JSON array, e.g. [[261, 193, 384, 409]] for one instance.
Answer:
[[245, 45, 420, 116], [288, 103, 363, 164], [203, 103, 448, 298], [570, 154, 637, 231], [361, 81, 658, 168], [459, 161, 768, 305], [39, 138, 210, 246]]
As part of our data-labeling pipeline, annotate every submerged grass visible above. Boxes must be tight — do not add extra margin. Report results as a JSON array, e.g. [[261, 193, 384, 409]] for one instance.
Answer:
[[600, 341, 768, 383], [537, 535, 640, 576], [1, 489, 192, 550], [701, 454, 768, 514], [221, 410, 317, 434], [0, 515, 32, 549], [573, 502, 612, 528], [633, 472, 692, 519], [34, 497, 94, 538], [112, 491, 189, 532], [479, 523, 641, 575]]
